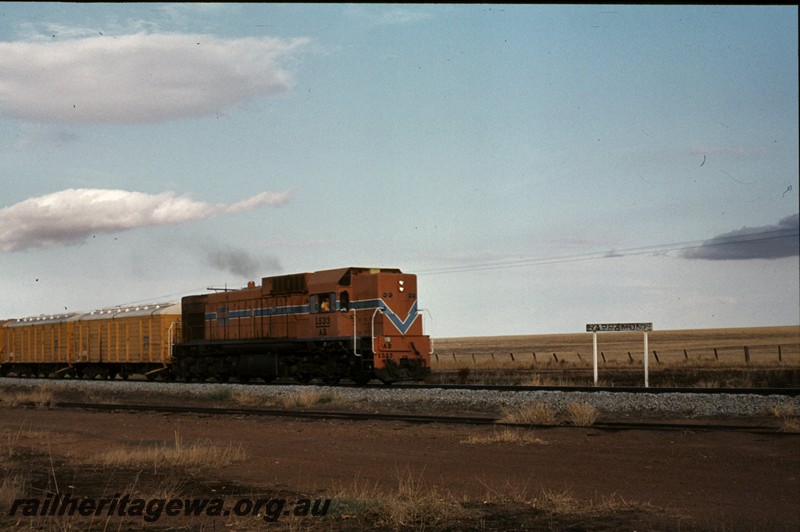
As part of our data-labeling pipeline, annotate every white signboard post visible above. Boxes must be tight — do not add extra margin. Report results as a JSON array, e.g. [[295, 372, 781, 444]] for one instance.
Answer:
[[586, 323, 653, 387]]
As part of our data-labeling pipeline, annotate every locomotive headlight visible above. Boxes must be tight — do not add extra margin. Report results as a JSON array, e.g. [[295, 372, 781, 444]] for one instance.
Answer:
[[399, 280, 405, 292]]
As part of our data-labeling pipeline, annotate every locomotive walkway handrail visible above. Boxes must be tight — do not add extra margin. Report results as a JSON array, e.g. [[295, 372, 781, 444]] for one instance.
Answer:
[[352, 309, 359, 356], [352, 307, 382, 357], [418, 308, 434, 355], [167, 321, 180, 362], [370, 307, 383, 352]]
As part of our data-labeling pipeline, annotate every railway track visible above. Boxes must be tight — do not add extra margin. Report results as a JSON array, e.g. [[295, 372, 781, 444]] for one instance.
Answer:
[[4, 375, 797, 396], [0, 377, 800, 397], [48, 401, 794, 435], [376, 383, 800, 396]]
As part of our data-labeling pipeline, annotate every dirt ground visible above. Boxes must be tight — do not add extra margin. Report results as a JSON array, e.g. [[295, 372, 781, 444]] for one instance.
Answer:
[[2, 402, 799, 531]]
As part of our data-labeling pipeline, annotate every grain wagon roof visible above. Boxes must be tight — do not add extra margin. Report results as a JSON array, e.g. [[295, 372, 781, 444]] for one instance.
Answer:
[[6, 312, 81, 326], [82, 301, 181, 320]]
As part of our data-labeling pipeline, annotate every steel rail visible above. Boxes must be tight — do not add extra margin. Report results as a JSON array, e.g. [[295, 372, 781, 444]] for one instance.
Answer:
[[49, 402, 793, 435]]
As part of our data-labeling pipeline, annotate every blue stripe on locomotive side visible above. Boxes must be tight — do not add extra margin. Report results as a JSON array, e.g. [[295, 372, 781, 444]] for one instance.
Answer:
[[204, 299, 419, 335]]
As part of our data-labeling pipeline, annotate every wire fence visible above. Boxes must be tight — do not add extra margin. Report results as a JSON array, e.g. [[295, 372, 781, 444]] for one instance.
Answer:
[[431, 343, 800, 369]]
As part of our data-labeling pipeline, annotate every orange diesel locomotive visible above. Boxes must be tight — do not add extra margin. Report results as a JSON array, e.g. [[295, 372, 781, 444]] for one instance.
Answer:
[[174, 267, 431, 384]]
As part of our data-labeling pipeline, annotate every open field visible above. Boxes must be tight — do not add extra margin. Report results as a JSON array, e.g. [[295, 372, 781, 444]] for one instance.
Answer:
[[2, 398, 799, 530], [431, 326, 800, 387]]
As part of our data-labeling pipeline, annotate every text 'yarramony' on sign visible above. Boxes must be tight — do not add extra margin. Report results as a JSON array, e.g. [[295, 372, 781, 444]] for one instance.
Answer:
[[586, 323, 653, 332]]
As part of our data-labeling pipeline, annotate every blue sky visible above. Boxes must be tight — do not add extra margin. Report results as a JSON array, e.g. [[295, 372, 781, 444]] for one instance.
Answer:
[[0, 4, 797, 337]]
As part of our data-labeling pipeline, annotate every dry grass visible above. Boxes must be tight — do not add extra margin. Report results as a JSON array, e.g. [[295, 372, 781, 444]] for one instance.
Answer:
[[497, 402, 599, 427], [204, 387, 345, 409], [566, 402, 599, 426], [3, 425, 26, 458], [0, 473, 27, 510], [277, 388, 343, 408], [770, 404, 800, 433], [498, 402, 558, 425], [95, 430, 246, 471], [534, 487, 658, 516], [461, 428, 548, 446], [0, 385, 55, 408], [332, 468, 476, 528], [433, 325, 800, 370], [477, 479, 676, 524]]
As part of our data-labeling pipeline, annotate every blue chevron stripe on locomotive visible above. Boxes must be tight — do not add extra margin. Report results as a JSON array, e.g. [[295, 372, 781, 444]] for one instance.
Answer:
[[350, 299, 419, 335]]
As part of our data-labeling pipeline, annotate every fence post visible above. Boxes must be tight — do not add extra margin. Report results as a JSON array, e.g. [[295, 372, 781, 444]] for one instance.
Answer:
[[744, 346, 750, 364], [683, 349, 688, 361], [713, 348, 718, 361], [601, 351, 606, 364], [552, 353, 559, 362], [452, 353, 456, 363], [653, 350, 660, 364], [592, 331, 598, 385], [509, 352, 515, 362], [643, 331, 649, 388], [778, 345, 782, 362], [627, 351, 633, 363], [532, 352, 537, 364]]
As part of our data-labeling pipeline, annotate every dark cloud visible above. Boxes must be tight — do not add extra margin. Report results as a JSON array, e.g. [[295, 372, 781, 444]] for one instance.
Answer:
[[681, 213, 799, 260]]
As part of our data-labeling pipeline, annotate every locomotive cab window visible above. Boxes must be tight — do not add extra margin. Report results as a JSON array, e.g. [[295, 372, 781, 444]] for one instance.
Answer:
[[339, 291, 350, 311], [311, 293, 335, 313]]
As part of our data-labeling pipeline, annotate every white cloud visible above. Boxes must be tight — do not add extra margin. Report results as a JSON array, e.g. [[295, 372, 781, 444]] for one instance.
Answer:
[[0, 32, 309, 124], [0, 188, 291, 252]]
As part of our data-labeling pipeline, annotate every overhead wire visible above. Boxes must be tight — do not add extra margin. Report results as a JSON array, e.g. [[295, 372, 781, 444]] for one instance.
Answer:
[[416, 226, 800, 275]]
